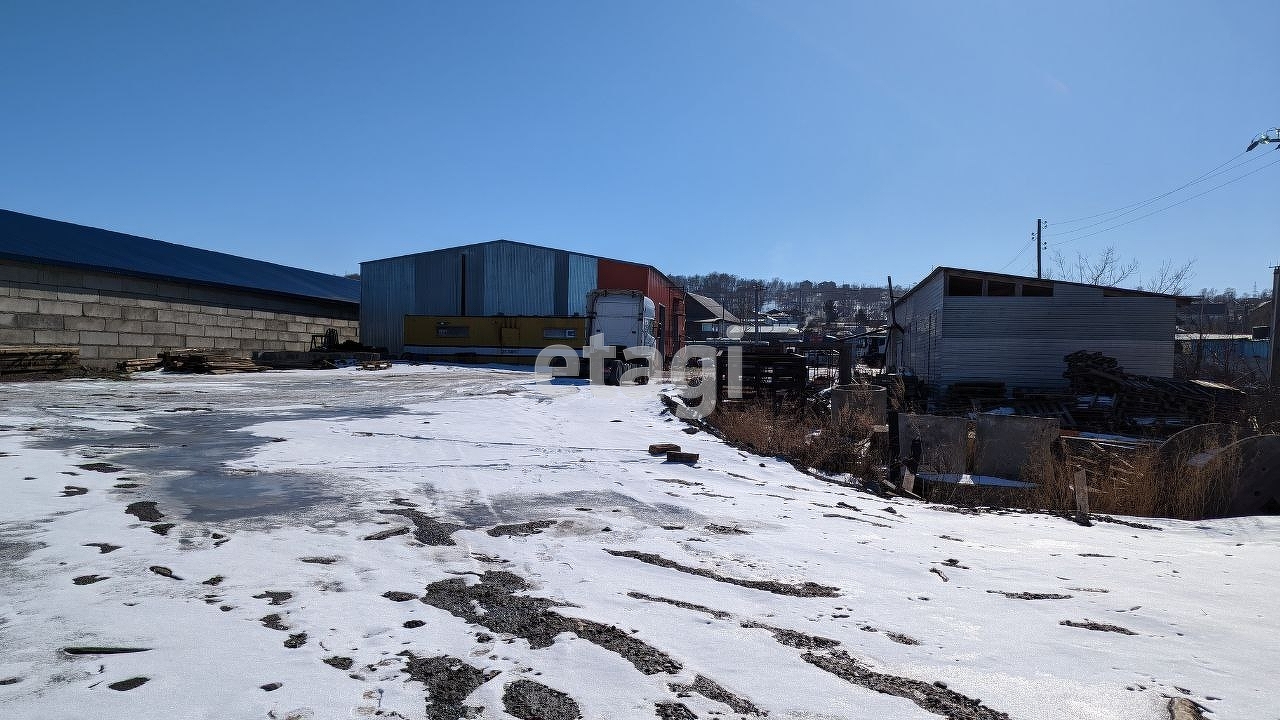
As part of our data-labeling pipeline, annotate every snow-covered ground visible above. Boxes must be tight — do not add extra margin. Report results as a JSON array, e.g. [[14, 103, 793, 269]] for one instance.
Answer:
[[0, 365, 1275, 720]]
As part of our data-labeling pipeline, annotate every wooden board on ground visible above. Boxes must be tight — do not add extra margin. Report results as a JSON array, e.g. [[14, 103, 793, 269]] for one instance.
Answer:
[[0, 345, 80, 376]]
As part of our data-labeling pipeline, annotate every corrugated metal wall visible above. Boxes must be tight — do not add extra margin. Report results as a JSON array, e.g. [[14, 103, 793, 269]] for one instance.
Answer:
[[940, 287, 1177, 387], [360, 255, 417, 352], [893, 273, 944, 382], [482, 242, 557, 316], [891, 272, 1178, 391], [567, 254, 596, 316], [362, 241, 601, 353]]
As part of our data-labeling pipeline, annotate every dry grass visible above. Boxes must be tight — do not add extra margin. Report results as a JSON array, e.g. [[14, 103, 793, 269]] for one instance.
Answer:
[[1025, 431, 1246, 520], [707, 397, 1253, 521], [707, 400, 881, 478]]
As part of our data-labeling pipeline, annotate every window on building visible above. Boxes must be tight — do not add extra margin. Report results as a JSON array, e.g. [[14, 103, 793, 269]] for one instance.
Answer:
[[436, 325, 470, 338], [947, 275, 984, 296], [987, 280, 1016, 296], [542, 328, 577, 339], [1021, 283, 1053, 297]]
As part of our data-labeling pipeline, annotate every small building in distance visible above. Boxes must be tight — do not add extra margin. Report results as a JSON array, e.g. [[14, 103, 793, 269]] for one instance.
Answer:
[[0, 210, 359, 367], [685, 292, 740, 341], [889, 266, 1186, 393], [360, 239, 686, 359]]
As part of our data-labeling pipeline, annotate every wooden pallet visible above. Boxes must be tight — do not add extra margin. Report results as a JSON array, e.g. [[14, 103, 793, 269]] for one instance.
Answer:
[[160, 349, 268, 374], [0, 345, 80, 376]]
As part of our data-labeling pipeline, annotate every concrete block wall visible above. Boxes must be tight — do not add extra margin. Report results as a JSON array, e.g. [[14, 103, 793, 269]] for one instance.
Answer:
[[0, 259, 358, 367]]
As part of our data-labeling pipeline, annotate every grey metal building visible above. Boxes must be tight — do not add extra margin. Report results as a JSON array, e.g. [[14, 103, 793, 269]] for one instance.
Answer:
[[360, 240, 598, 354], [0, 209, 359, 367], [889, 266, 1184, 391]]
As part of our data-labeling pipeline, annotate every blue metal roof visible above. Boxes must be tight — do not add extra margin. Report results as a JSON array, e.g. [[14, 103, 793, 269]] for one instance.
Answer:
[[0, 209, 359, 304]]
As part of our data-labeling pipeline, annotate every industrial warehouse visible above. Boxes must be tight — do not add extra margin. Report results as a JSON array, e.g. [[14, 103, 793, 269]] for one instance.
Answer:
[[358, 239, 687, 368], [0, 210, 358, 370]]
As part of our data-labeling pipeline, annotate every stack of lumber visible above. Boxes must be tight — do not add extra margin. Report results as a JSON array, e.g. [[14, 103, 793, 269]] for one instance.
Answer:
[[1063, 350, 1245, 429], [253, 350, 382, 370], [718, 349, 808, 400], [0, 345, 79, 376], [118, 357, 163, 373], [160, 348, 267, 374], [1062, 351, 1126, 393]]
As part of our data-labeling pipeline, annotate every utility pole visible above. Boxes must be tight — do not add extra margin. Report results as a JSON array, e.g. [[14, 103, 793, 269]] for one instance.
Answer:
[[753, 283, 762, 341], [1245, 129, 1280, 384], [1270, 265, 1279, 385], [1036, 219, 1043, 279]]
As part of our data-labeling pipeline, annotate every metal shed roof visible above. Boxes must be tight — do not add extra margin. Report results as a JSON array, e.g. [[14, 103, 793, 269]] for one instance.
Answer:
[[892, 266, 1189, 308], [364, 238, 682, 291], [0, 209, 359, 303]]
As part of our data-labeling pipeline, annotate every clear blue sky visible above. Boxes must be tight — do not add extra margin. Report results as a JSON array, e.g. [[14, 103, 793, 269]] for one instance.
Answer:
[[2, 2, 1276, 294]]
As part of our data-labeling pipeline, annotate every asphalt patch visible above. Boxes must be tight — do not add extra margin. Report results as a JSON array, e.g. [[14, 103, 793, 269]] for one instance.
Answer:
[[655, 702, 697, 720], [400, 652, 498, 720], [78, 462, 124, 473], [502, 679, 582, 720], [486, 520, 557, 537], [803, 650, 1011, 720], [421, 571, 681, 675], [378, 508, 462, 545], [627, 592, 731, 620], [605, 550, 840, 598], [740, 621, 840, 650], [260, 614, 289, 631], [125, 501, 164, 522], [669, 675, 764, 716], [254, 590, 292, 605], [1059, 619, 1137, 635]]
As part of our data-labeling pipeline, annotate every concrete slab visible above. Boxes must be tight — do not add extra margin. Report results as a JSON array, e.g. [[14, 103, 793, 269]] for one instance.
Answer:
[[897, 414, 968, 474], [974, 414, 1059, 481], [831, 384, 888, 426]]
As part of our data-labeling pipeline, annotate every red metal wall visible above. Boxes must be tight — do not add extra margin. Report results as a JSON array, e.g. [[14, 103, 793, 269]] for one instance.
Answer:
[[596, 259, 685, 361]]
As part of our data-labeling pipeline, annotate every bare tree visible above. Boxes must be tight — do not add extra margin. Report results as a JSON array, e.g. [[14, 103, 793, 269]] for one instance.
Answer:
[[1049, 246, 1139, 286], [1141, 259, 1195, 295]]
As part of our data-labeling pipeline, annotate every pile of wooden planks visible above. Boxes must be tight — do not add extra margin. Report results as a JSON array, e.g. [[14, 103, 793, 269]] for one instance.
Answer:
[[1063, 350, 1245, 430], [0, 345, 80, 376], [1062, 350, 1126, 391], [160, 349, 268, 374], [118, 357, 163, 373]]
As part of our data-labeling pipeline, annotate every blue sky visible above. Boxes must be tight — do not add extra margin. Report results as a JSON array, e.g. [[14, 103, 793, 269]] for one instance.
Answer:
[[2, 1, 1276, 293]]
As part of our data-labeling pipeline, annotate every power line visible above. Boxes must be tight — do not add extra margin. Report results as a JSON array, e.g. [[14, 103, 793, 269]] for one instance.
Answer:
[[1049, 148, 1255, 228], [1048, 153, 1280, 247], [998, 237, 1035, 272]]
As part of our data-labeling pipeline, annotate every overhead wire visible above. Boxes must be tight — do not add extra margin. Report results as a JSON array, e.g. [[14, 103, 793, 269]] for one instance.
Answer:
[[997, 237, 1035, 272], [1048, 152, 1280, 247], [1048, 148, 1255, 229]]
